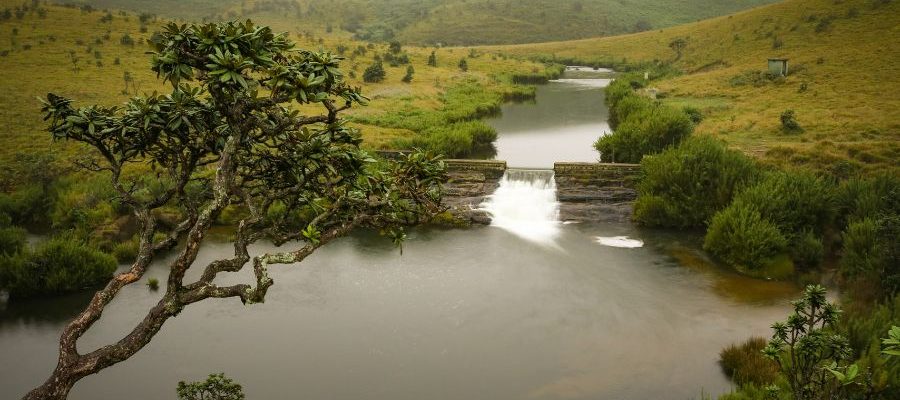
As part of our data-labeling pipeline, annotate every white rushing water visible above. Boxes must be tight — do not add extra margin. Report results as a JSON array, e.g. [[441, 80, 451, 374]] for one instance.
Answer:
[[480, 169, 561, 244]]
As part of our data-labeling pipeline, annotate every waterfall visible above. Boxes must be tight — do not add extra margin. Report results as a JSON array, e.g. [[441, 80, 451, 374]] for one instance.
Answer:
[[479, 169, 561, 244]]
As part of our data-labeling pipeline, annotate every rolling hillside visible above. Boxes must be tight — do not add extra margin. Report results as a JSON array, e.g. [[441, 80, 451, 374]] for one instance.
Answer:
[[0, 0, 550, 168], [57, 0, 778, 45], [492, 0, 900, 174]]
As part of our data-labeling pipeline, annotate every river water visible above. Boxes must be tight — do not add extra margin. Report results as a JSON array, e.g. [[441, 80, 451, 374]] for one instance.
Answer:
[[0, 68, 799, 400]]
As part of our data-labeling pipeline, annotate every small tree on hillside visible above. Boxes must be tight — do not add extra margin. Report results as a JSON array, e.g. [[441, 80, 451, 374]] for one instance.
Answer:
[[26, 20, 445, 400], [458, 58, 467, 72], [388, 40, 401, 54], [668, 37, 687, 61], [402, 65, 414, 83], [427, 50, 436, 67], [363, 60, 386, 83]]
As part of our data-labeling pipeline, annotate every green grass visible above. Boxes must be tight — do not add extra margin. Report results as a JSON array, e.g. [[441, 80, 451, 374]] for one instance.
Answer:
[[56, 0, 777, 45], [0, 0, 551, 168], [491, 0, 900, 175]]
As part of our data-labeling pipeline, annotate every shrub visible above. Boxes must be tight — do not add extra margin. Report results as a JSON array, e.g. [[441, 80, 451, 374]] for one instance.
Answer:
[[362, 61, 385, 83], [0, 235, 117, 298], [458, 58, 468, 72], [780, 109, 803, 133], [732, 171, 836, 237], [683, 106, 703, 124], [177, 373, 244, 400], [147, 277, 159, 291], [401, 65, 414, 83], [720, 337, 780, 387], [791, 229, 824, 270], [704, 202, 787, 270], [634, 136, 760, 228], [0, 225, 26, 255], [595, 103, 693, 163], [841, 215, 899, 299], [836, 173, 899, 225]]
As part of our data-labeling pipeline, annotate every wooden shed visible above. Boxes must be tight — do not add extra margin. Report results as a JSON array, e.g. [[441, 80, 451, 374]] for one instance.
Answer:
[[768, 58, 789, 76]]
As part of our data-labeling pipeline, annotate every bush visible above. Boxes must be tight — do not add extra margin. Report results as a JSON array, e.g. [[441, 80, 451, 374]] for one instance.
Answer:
[[841, 215, 899, 299], [0, 235, 117, 299], [0, 225, 26, 255], [837, 173, 899, 226], [720, 337, 780, 387], [704, 202, 787, 270], [177, 373, 244, 400], [732, 171, 836, 237], [791, 229, 824, 270], [634, 136, 760, 228], [780, 109, 803, 133], [595, 103, 693, 163], [683, 106, 703, 124], [362, 61, 385, 83]]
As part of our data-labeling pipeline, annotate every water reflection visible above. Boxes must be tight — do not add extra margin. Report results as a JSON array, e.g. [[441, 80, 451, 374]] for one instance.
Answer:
[[0, 224, 796, 400]]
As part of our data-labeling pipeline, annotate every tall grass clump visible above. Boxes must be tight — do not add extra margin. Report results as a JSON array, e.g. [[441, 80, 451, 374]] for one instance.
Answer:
[[720, 337, 780, 387], [634, 136, 760, 228], [0, 234, 117, 299]]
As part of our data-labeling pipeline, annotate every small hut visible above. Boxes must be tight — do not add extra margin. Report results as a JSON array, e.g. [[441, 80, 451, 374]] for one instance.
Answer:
[[768, 58, 789, 76]]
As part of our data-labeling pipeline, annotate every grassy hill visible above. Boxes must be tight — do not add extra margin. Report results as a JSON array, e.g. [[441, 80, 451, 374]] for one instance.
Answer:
[[56, 0, 777, 45], [0, 0, 548, 169], [489, 0, 900, 175]]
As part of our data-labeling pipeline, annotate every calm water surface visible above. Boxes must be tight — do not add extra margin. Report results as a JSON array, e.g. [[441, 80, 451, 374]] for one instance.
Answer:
[[0, 68, 798, 400], [489, 68, 612, 168]]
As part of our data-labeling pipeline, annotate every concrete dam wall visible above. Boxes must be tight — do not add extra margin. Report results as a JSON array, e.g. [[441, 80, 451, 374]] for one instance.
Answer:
[[440, 159, 641, 224]]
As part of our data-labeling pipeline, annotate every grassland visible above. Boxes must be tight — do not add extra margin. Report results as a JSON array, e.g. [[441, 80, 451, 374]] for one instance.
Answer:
[[489, 0, 900, 175], [0, 0, 549, 170], [57, 0, 777, 45]]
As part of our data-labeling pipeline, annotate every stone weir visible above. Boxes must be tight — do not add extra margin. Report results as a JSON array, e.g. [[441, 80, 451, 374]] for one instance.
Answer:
[[439, 159, 641, 225], [553, 162, 641, 223], [441, 159, 507, 225]]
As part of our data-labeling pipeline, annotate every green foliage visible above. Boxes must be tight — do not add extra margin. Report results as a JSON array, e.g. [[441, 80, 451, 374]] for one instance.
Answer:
[[732, 171, 836, 237], [683, 106, 703, 124], [595, 76, 694, 163], [401, 65, 414, 83], [362, 60, 385, 83], [177, 373, 244, 400], [720, 336, 781, 387], [147, 277, 159, 291], [634, 136, 760, 228], [841, 296, 900, 397], [841, 215, 899, 299], [427, 50, 436, 67], [458, 58, 468, 72], [790, 229, 825, 270], [0, 235, 117, 299], [0, 225, 27, 256], [763, 285, 856, 400], [595, 102, 693, 163], [780, 109, 803, 133], [704, 201, 787, 270]]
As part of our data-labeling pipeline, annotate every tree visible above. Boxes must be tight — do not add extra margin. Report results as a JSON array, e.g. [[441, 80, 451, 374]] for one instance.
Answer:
[[26, 20, 445, 400], [427, 50, 436, 67], [458, 58, 468, 72], [388, 40, 401, 54], [363, 60, 385, 83], [402, 65, 414, 83], [668, 38, 687, 61], [763, 285, 857, 400], [177, 373, 244, 400]]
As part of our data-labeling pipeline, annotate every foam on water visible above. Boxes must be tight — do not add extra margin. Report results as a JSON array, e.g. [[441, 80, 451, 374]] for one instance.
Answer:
[[594, 236, 644, 248]]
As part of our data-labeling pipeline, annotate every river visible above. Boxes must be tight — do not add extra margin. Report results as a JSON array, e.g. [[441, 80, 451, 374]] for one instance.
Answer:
[[0, 67, 798, 400]]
